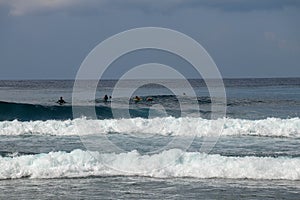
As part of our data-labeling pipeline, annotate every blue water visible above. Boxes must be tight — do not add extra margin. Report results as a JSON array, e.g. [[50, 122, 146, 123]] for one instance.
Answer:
[[0, 78, 300, 199]]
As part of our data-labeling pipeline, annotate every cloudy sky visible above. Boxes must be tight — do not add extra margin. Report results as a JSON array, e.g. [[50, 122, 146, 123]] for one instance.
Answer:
[[0, 0, 299, 79]]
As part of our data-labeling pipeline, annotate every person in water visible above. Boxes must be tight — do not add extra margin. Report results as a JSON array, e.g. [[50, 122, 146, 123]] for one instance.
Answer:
[[146, 97, 153, 101], [103, 95, 109, 102], [56, 97, 66, 105], [133, 96, 141, 102]]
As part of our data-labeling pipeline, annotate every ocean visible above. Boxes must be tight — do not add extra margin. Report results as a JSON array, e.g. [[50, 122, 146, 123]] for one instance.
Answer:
[[0, 78, 300, 199]]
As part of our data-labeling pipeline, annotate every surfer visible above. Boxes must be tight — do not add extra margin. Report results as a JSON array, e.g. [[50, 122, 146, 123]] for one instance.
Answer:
[[133, 96, 141, 103], [103, 95, 109, 102], [146, 97, 153, 101], [56, 97, 66, 105]]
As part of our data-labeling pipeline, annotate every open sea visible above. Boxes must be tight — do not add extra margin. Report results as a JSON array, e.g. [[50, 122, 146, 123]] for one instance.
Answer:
[[0, 78, 300, 199]]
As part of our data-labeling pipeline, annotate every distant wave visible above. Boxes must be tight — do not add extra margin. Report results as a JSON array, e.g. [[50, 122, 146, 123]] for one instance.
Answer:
[[1, 149, 299, 180], [0, 100, 122, 121], [0, 101, 152, 121], [0, 117, 299, 138], [0, 100, 186, 121], [1, 98, 299, 121]]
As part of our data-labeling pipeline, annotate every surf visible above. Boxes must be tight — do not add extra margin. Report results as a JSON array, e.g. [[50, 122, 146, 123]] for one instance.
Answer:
[[0, 117, 299, 138], [1, 148, 300, 180]]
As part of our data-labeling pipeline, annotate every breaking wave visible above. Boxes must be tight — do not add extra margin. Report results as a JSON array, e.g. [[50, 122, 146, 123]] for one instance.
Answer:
[[0, 117, 299, 138], [1, 149, 299, 180]]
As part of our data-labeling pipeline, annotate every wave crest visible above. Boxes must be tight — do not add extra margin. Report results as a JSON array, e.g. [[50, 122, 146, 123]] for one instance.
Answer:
[[0, 117, 299, 137], [1, 149, 300, 180]]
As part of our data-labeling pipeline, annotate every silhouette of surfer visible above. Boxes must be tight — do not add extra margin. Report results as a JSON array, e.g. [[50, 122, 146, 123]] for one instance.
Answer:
[[133, 96, 141, 103], [146, 97, 153, 101], [103, 95, 109, 102], [56, 97, 66, 105]]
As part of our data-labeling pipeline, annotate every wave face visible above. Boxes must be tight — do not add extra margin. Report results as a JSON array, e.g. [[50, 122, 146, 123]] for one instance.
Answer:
[[2, 96, 299, 121], [0, 101, 74, 121], [0, 117, 299, 137], [0, 100, 185, 121], [1, 149, 299, 180], [0, 101, 155, 121]]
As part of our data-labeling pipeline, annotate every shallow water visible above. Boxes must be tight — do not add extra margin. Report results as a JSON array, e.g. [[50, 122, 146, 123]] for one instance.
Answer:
[[1, 177, 300, 199]]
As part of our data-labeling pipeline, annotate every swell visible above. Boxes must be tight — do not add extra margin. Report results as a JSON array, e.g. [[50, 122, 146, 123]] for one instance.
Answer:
[[0, 101, 75, 121], [0, 97, 299, 121], [0, 100, 205, 121], [0, 101, 153, 121]]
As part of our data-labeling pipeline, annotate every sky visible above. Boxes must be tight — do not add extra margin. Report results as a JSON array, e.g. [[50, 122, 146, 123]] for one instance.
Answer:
[[0, 0, 300, 79]]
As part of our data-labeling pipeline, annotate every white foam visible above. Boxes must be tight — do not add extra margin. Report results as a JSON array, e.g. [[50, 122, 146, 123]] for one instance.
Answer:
[[0, 117, 299, 137], [1, 149, 300, 180]]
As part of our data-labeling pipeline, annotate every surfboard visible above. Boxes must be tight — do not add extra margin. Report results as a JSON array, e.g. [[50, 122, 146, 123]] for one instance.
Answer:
[[133, 98, 141, 102]]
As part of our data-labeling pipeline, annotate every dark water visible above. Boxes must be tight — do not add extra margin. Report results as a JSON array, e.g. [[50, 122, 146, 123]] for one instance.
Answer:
[[0, 78, 300, 199], [0, 78, 299, 121]]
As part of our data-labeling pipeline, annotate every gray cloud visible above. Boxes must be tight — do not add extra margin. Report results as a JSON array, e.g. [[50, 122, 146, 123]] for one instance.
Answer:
[[0, 0, 299, 79], [185, 0, 300, 12], [1, 0, 300, 16]]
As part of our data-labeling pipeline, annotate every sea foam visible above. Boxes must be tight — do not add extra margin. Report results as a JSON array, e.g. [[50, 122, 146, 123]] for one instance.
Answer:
[[0, 117, 299, 137], [1, 149, 300, 180]]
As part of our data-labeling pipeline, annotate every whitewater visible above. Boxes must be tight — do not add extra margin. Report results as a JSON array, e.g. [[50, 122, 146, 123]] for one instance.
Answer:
[[1, 149, 300, 180], [0, 117, 299, 137]]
